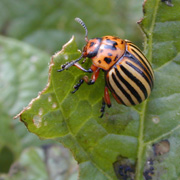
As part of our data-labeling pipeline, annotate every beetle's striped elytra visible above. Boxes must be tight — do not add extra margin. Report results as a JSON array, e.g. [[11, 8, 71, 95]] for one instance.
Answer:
[[58, 18, 154, 117]]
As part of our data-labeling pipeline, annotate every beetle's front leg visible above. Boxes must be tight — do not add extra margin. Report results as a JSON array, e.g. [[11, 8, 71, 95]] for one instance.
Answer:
[[72, 65, 100, 93], [73, 62, 93, 73]]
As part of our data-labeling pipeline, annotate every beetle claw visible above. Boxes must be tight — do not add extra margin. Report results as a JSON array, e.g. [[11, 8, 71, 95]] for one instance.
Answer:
[[99, 113, 104, 118], [57, 69, 64, 72], [99, 99, 106, 118], [57, 62, 70, 72], [71, 79, 84, 94], [71, 89, 77, 94]]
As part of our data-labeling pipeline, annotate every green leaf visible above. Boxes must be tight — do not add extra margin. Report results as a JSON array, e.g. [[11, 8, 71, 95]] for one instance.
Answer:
[[16, 0, 180, 179], [17, 36, 138, 180], [137, 0, 180, 179]]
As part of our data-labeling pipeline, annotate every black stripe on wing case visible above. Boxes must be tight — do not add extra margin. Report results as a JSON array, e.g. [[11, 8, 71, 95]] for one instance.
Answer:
[[129, 44, 154, 79], [106, 76, 125, 105], [125, 61, 152, 89], [112, 73, 135, 105], [114, 68, 142, 103], [120, 65, 148, 99], [125, 51, 153, 88]]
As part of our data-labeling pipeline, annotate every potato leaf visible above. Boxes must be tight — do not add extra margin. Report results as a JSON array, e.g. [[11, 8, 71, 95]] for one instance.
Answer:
[[16, 0, 180, 179]]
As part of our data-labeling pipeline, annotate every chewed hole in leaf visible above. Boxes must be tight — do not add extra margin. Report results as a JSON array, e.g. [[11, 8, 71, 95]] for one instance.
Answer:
[[153, 139, 170, 156]]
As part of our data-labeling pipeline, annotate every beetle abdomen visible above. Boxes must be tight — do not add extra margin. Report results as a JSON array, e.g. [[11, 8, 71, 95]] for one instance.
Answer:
[[106, 42, 154, 106]]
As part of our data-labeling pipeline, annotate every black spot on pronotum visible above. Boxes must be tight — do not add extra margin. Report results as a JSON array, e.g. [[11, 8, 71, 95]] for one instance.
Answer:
[[104, 39, 118, 50], [112, 42, 118, 49], [86, 38, 102, 58], [114, 55, 119, 61], [98, 60, 101, 64], [106, 39, 116, 44], [89, 42, 95, 47], [87, 51, 98, 58], [104, 45, 117, 50], [104, 57, 112, 64]]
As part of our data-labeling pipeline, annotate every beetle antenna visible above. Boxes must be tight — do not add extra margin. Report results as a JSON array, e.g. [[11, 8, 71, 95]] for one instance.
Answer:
[[57, 18, 88, 72], [75, 17, 88, 42]]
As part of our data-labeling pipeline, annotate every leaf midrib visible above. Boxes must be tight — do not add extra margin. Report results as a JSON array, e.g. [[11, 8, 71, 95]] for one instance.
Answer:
[[135, 0, 160, 179]]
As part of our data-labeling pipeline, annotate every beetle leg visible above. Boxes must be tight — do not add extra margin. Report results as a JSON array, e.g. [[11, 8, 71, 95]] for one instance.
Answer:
[[71, 79, 84, 93], [72, 65, 100, 93], [100, 86, 111, 118], [104, 86, 111, 108], [100, 98, 106, 118], [84, 66, 100, 84], [73, 62, 93, 73]]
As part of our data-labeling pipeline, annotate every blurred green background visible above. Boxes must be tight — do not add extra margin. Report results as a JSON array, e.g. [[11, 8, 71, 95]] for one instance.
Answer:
[[0, 0, 144, 178], [0, 0, 143, 53]]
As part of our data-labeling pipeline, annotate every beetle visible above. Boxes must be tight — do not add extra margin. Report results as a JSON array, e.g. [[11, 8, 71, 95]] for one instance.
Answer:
[[58, 18, 154, 117]]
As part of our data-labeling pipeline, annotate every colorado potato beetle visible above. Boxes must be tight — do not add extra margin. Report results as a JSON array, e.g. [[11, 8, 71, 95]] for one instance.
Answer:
[[58, 18, 154, 117]]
